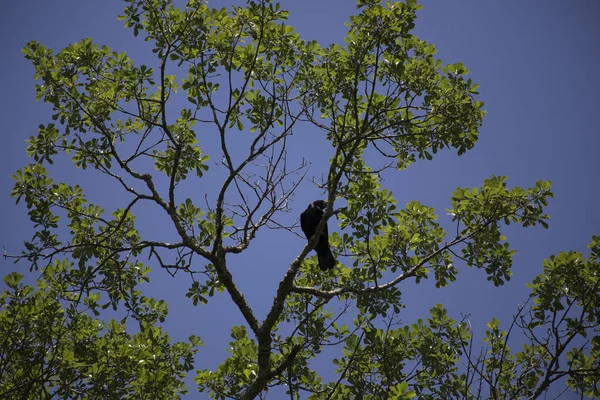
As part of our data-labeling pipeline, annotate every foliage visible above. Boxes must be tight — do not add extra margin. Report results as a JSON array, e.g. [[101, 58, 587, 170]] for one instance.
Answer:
[[0, 272, 200, 398], [2, 0, 598, 398]]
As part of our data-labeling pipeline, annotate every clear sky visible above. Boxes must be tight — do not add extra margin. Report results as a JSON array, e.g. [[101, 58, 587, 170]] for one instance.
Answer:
[[1, 1, 599, 397]]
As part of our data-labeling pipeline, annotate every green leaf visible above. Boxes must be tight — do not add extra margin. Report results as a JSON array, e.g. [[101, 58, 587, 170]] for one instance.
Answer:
[[3, 272, 24, 289]]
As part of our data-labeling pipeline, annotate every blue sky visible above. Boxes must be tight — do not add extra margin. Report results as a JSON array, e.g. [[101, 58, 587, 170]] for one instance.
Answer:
[[1, 0, 599, 397]]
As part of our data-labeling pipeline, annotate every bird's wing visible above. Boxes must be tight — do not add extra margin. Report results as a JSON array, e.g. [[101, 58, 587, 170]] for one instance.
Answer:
[[322, 216, 329, 237], [300, 210, 312, 240]]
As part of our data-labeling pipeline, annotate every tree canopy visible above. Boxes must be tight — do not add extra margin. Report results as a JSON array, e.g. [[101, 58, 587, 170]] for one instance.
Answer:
[[2, 0, 599, 398]]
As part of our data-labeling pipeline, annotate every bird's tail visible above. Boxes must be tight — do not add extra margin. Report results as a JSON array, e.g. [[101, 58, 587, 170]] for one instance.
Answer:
[[317, 250, 336, 271]]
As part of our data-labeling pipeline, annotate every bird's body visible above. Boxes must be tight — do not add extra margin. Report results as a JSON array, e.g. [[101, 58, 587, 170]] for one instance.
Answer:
[[300, 200, 336, 271]]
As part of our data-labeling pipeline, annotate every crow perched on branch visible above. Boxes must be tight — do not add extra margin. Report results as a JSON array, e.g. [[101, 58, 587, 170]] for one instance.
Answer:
[[300, 200, 336, 271]]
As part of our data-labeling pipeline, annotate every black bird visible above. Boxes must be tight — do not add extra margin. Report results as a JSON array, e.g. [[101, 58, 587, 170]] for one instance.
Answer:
[[300, 200, 336, 271]]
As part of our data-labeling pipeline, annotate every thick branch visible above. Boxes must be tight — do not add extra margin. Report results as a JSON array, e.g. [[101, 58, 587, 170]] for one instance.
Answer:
[[240, 344, 302, 400]]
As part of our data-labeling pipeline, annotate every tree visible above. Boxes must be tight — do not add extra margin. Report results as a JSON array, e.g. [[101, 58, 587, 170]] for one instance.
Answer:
[[2, 0, 598, 398]]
